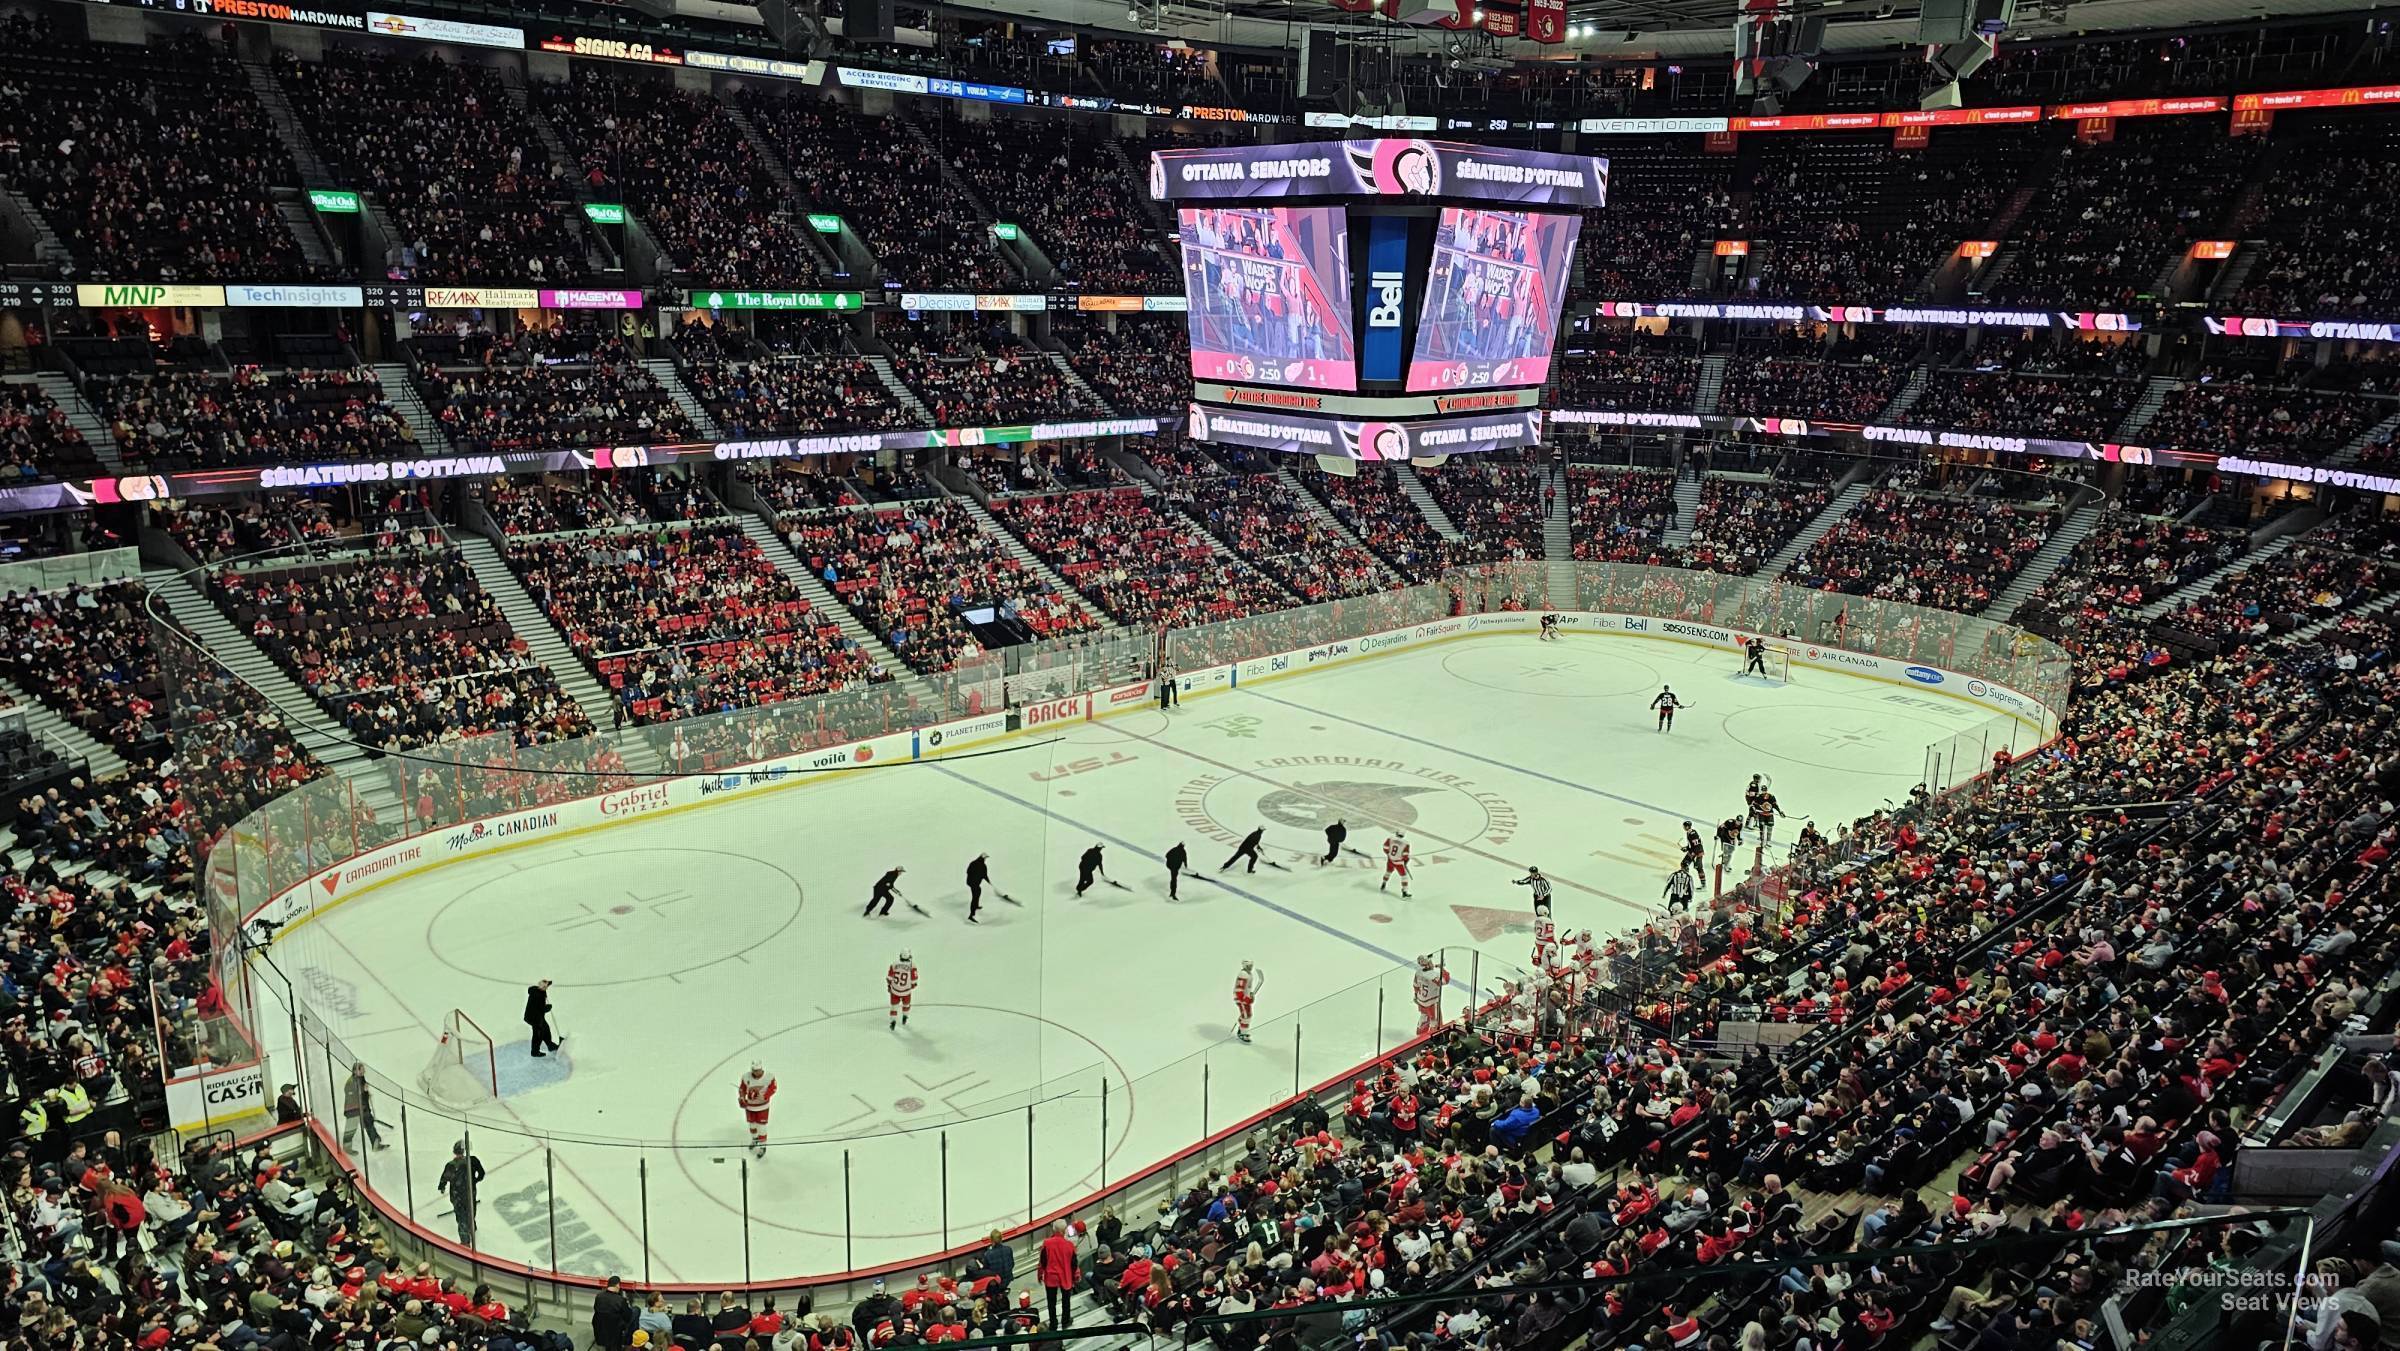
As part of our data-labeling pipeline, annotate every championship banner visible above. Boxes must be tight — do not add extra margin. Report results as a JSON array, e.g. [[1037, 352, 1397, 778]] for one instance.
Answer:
[[1151, 140, 1609, 208], [1188, 403, 1542, 460]]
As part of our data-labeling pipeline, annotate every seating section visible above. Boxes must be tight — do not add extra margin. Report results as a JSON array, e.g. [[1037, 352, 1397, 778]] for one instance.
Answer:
[[277, 47, 587, 284], [1295, 465, 1456, 585], [1680, 476, 1834, 576], [1989, 119, 2259, 309], [1574, 137, 1738, 296], [1554, 346, 1701, 412], [507, 525, 885, 724], [1787, 489, 2055, 613], [782, 501, 1098, 673], [90, 367, 414, 471], [2161, 544, 2392, 644], [2016, 514, 2240, 630], [931, 112, 1174, 292], [995, 489, 1293, 628], [1419, 462, 1548, 562], [418, 346, 695, 454], [739, 93, 1013, 290], [1715, 354, 1908, 422], [210, 548, 591, 749], [887, 322, 1092, 426], [1050, 315, 1190, 414], [0, 382, 106, 482], [1567, 469, 1677, 563], [1182, 472, 1400, 602], [2228, 119, 2400, 318], [534, 69, 822, 288], [2141, 380, 2392, 461], [0, 19, 304, 280], [674, 327, 914, 438]]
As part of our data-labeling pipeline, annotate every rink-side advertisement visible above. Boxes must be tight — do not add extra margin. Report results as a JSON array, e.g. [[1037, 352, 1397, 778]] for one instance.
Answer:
[[235, 610, 2055, 990]]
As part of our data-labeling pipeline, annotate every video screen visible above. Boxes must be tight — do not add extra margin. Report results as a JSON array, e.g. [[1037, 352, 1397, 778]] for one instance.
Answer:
[[1406, 207, 1583, 392], [1178, 206, 1358, 390]]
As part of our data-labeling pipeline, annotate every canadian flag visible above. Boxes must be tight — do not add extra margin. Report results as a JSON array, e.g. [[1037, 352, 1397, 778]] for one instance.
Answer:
[[1527, 0, 1566, 41]]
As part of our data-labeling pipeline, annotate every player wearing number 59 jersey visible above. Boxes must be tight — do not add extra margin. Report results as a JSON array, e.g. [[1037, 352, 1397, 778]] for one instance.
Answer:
[[1380, 831, 1412, 898], [1233, 960, 1265, 1043], [1412, 955, 1448, 1035], [887, 951, 917, 1030]]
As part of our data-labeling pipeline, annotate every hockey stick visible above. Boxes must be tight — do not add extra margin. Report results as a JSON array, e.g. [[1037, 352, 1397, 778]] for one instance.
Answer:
[[1343, 847, 1374, 860], [1104, 877, 1131, 892], [1261, 859, 1293, 872], [996, 892, 1023, 906], [905, 900, 930, 917]]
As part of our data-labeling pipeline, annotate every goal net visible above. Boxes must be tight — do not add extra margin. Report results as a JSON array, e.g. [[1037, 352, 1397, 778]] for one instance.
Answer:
[[1738, 644, 1792, 683], [417, 1008, 498, 1112]]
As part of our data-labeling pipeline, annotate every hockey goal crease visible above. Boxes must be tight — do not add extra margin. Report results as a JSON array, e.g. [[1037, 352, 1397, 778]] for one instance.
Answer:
[[418, 1008, 498, 1111], [1739, 645, 1792, 683]]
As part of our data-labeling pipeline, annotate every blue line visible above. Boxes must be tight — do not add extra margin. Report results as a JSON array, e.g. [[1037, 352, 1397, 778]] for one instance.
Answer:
[[1244, 687, 1716, 826], [924, 763, 1435, 978]]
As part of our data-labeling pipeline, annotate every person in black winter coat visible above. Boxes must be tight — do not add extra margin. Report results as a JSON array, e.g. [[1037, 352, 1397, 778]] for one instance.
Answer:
[[592, 1276, 636, 1351]]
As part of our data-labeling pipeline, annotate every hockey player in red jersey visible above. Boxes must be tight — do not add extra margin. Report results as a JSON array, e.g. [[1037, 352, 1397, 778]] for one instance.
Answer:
[[888, 950, 918, 1030], [1412, 954, 1448, 1035], [1233, 960, 1265, 1042], [1380, 831, 1412, 898], [737, 1063, 776, 1159]]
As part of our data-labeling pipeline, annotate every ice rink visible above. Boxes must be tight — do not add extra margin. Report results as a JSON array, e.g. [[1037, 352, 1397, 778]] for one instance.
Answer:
[[249, 629, 2009, 1282]]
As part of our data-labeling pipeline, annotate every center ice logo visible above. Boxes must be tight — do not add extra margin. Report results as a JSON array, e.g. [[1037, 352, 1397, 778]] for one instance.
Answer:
[[1256, 780, 1441, 831]]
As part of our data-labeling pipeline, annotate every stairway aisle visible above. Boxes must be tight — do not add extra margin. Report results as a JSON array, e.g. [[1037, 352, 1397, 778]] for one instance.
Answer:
[[452, 535, 626, 737], [1756, 480, 1869, 578], [373, 363, 454, 452], [0, 675, 127, 781], [953, 496, 1118, 632], [1397, 467, 1465, 541], [29, 373, 123, 473], [642, 357, 721, 439], [1665, 474, 1703, 548], [2137, 536, 2295, 622], [146, 570, 405, 824], [734, 514, 941, 705], [1991, 499, 2100, 619], [1543, 472, 1575, 606], [1273, 465, 1403, 588]]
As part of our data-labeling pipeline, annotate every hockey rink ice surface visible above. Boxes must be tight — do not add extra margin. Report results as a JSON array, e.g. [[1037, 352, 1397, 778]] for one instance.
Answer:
[[252, 631, 2014, 1281]]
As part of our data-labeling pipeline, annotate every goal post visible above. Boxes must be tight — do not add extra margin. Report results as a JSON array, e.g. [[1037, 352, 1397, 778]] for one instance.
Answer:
[[417, 1008, 498, 1111], [1737, 644, 1792, 682]]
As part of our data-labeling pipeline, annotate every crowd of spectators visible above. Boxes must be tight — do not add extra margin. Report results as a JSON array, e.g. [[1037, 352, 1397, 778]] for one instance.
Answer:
[[1715, 355, 1908, 423], [2016, 512, 2240, 633], [1679, 475, 1834, 576], [1787, 489, 2055, 612], [1181, 472, 1400, 603], [0, 381, 106, 482], [485, 474, 720, 536], [90, 367, 415, 472], [160, 496, 346, 564], [418, 343, 696, 455], [1553, 347, 1701, 413], [1125, 433, 1225, 483], [2161, 543, 2392, 644], [1419, 462, 1549, 562], [1052, 315, 1189, 414], [783, 500, 1098, 673], [508, 525, 886, 724], [1574, 138, 1741, 296], [277, 47, 587, 285], [1989, 120, 2259, 310], [887, 322, 1091, 426], [2141, 379, 2392, 461], [0, 18, 306, 280], [674, 324, 913, 438], [1296, 465, 1456, 585], [532, 69, 823, 288], [2310, 507, 2400, 563], [739, 93, 1015, 291], [932, 112, 1173, 292], [995, 488, 1292, 628], [2227, 120, 2400, 319], [211, 546, 591, 750], [1906, 369, 2141, 442], [1567, 469, 1677, 564]]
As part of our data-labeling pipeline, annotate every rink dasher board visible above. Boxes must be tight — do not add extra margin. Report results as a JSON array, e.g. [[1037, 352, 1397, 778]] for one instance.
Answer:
[[236, 609, 2057, 954]]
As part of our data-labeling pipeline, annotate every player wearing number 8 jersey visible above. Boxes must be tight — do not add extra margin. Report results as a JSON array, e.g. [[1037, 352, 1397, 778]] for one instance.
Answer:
[[1381, 831, 1412, 897], [887, 951, 917, 1030], [737, 1064, 776, 1159]]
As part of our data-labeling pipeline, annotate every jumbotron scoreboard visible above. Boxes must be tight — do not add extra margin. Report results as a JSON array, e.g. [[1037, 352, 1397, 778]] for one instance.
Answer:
[[1149, 139, 1608, 464]]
